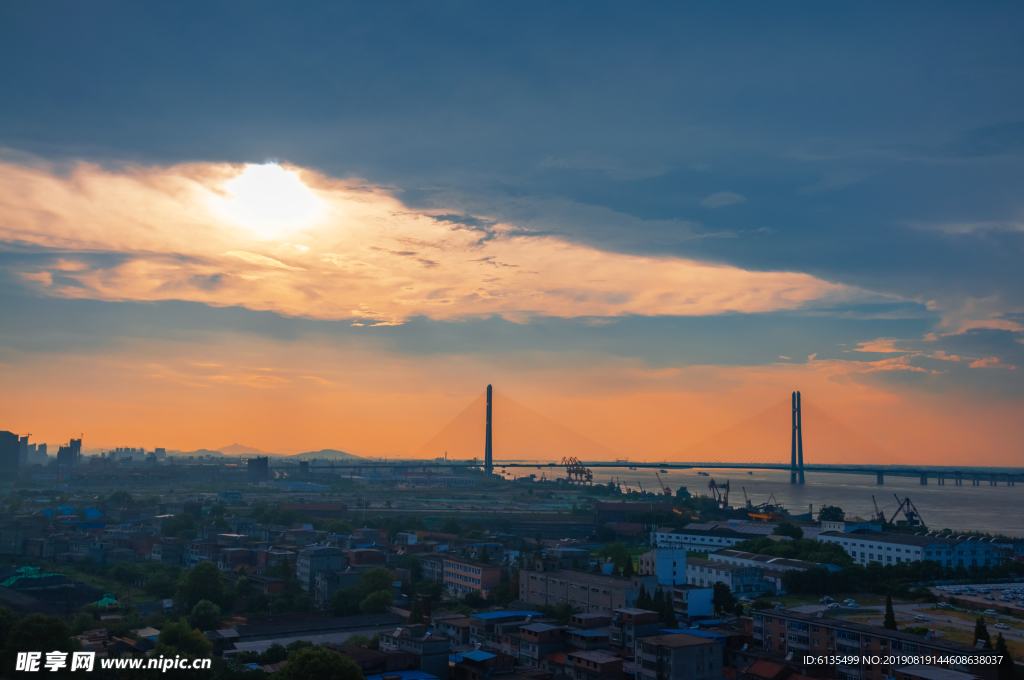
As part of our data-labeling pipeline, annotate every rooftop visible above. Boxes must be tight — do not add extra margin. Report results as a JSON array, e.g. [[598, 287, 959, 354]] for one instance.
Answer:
[[642, 633, 720, 648], [471, 610, 542, 621], [894, 665, 980, 680], [568, 650, 621, 664]]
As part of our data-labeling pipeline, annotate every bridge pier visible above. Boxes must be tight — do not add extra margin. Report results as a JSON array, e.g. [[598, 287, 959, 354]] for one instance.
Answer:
[[955, 471, 962, 486], [876, 472, 884, 485], [990, 474, 997, 486], [920, 473, 928, 485], [937, 473, 944, 485], [972, 474, 980, 486]]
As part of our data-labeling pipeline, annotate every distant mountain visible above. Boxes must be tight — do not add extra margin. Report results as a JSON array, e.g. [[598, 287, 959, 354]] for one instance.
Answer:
[[217, 443, 270, 456], [295, 449, 363, 460]]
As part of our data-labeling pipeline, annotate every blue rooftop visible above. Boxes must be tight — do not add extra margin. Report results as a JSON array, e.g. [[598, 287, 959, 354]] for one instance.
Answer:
[[460, 650, 496, 662], [471, 610, 542, 620], [367, 672, 438, 680]]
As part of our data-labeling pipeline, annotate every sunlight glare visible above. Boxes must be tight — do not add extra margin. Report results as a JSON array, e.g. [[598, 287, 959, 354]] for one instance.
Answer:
[[221, 163, 322, 237]]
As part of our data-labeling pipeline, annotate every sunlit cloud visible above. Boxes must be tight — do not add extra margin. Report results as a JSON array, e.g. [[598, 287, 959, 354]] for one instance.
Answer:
[[0, 160, 869, 324]]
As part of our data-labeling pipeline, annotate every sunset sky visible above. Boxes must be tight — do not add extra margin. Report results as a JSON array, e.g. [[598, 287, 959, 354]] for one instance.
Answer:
[[1, 3, 1022, 464]]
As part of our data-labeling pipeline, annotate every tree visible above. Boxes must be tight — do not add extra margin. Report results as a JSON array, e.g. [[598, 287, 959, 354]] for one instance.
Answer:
[[818, 506, 845, 522], [71, 611, 99, 634], [164, 513, 196, 538], [636, 584, 652, 610], [611, 563, 622, 577], [360, 589, 393, 614], [883, 594, 897, 630], [479, 545, 491, 563], [189, 600, 222, 632], [177, 561, 226, 610], [652, 587, 665, 613], [975, 617, 992, 649], [407, 596, 424, 624], [358, 567, 394, 598], [773, 523, 804, 539], [276, 647, 363, 680], [622, 558, 635, 578], [2, 613, 79, 678], [441, 516, 462, 535], [712, 583, 736, 613], [995, 633, 1016, 680], [153, 619, 213, 659]]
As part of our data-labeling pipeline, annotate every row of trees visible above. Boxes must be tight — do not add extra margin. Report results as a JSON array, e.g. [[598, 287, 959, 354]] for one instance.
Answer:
[[330, 567, 395, 616], [782, 558, 1024, 597]]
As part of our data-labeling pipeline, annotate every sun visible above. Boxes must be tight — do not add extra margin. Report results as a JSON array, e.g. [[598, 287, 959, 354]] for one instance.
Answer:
[[219, 163, 323, 238]]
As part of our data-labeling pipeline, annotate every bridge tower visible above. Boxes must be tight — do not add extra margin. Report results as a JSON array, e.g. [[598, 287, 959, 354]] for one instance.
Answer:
[[790, 391, 805, 484], [484, 384, 493, 475]]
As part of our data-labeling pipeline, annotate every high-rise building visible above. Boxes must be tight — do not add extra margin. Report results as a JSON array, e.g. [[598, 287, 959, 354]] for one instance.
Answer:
[[248, 456, 269, 483], [0, 432, 19, 473], [18, 436, 29, 467], [56, 438, 82, 467]]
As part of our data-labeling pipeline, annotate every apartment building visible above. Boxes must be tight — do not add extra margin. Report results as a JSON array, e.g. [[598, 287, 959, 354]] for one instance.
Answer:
[[444, 557, 501, 599], [608, 608, 662, 655], [753, 608, 998, 680], [296, 545, 345, 592], [378, 624, 452, 679], [817, 530, 1001, 568], [636, 633, 723, 680], [638, 548, 688, 585], [519, 570, 657, 615], [566, 650, 626, 680]]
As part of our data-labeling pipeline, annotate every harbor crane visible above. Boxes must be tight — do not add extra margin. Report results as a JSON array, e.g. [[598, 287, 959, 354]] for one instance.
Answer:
[[708, 478, 730, 508], [892, 494, 925, 527], [655, 472, 672, 496], [872, 495, 886, 524]]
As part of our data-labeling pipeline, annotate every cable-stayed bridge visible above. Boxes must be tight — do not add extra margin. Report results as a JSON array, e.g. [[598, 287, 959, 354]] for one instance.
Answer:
[[286, 385, 1022, 486]]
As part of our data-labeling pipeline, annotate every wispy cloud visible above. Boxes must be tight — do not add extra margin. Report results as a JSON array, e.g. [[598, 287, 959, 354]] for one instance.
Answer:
[[699, 191, 746, 209]]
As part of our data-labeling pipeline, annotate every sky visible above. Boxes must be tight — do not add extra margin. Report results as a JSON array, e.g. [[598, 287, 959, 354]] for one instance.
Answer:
[[1, 2, 1022, 463]]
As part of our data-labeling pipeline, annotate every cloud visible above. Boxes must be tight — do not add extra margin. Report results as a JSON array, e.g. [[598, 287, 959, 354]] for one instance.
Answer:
[[904, 220, 1024, 235], [0, 160, 866, 324], [699, 191, 746, 209], [969, 356, 1016, 370], [853, 338, 905, 353], [797, 169, 870, 194]]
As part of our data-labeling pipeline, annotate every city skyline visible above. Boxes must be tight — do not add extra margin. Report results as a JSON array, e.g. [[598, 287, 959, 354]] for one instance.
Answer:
[[2, 4, 1023, 464]]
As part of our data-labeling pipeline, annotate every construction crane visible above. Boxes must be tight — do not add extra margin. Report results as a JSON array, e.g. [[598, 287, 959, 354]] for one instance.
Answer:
[[871, 495, 886, 524], [892, 495, 925, 527], [742, 487, 753, 508], [655, 472, 672, 496], [636, 480, 645, 494]]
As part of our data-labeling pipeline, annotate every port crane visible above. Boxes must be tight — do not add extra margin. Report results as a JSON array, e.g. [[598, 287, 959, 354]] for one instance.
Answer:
[[892, 494, 925, 527], [655, 472, 672, 496], [708, 478, 730, 508], [871, 495, 886, 524], [741, 487, 753, 508]]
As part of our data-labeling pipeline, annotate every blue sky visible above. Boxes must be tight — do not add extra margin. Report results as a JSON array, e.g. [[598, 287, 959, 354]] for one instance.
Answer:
[[1, 2, 1021, 459]]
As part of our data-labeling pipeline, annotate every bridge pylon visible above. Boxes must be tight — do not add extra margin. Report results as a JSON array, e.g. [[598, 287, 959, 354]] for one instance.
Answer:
[[484, 384, 493, 475], [790, 391, 805, 484]]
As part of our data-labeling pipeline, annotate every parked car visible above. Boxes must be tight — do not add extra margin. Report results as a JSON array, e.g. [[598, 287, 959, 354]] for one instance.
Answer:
[[984, 609, 999, 616], [915, 615, 930, 622], [827, 603, 841, 609], [995, 623, 1010, 630]]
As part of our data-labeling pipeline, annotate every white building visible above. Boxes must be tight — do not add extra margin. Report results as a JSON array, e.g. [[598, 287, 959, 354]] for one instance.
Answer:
[[816, 530, 1001, 568], [651, 527, 750, 550]]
